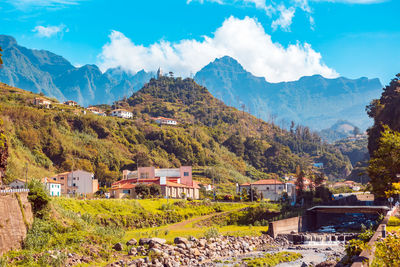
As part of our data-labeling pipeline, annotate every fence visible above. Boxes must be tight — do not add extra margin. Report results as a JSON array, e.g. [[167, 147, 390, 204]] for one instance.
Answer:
[[0, 189, 30, 194]]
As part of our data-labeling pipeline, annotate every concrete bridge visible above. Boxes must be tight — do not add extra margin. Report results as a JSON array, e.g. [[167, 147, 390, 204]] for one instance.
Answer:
[[307, 205, 389, 214]]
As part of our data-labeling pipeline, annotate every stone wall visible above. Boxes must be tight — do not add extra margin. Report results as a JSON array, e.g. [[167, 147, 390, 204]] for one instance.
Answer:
[[0, 192, 33, 255]]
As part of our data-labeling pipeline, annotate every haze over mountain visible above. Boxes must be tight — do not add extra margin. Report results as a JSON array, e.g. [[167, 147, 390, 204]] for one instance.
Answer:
[[0, 35, 382, 130], [194, 56, 383, 131]]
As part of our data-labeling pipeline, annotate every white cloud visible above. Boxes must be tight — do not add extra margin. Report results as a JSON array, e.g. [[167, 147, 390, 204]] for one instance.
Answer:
[[99, 16, 338, 83], [312, 0, 385, 3], [33, 25, 67, 38], [271, 5, 295, 31], [7, 0, 82, 9]]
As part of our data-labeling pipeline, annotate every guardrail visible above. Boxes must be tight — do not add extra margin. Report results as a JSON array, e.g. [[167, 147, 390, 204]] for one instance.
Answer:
[[0, 189, 30, 194]]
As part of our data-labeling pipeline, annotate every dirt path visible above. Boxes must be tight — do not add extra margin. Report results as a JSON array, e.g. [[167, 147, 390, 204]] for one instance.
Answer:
[[167, 209, 236, 230]]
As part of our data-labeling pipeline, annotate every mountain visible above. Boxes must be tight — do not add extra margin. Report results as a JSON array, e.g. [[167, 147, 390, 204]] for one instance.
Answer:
[[0, 78, 351, 192], [319, 120, 361, 143], [0, 35, 154, 106], [0, 36, 382, 131], [194, 56, 383, 130]]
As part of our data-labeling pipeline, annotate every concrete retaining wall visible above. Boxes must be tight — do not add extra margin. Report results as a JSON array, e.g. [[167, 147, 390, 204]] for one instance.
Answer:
[[0, 193, 33, 255], [267, 216, 308, 238]]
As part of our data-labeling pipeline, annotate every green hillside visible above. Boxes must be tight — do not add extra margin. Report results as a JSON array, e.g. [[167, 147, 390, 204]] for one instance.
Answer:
[[0, 78, 351, 193]]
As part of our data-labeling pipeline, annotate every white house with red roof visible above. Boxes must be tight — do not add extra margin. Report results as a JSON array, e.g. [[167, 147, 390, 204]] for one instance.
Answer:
[[238, 179, 296, 201], [151, 116, 178, 125], [42, 177, 62, 197], [110, 166, 199, 199], [111, 109, 133, 119]]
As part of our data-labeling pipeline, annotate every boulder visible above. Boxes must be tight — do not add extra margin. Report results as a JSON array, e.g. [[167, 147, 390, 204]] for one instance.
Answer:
[[113, 243, 123, 251], [128, 247, 137, 256], [139, 238, 151, 245], [174, 237, 189, 245], [126, 238, 137, 246]]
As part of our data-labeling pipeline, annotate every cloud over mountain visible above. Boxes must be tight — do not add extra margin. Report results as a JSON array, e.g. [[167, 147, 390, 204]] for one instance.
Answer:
[[99, 16, 338, 83]]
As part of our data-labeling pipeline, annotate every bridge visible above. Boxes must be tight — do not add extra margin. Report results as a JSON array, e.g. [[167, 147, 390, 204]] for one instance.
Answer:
[[307, 205, 389, 214]]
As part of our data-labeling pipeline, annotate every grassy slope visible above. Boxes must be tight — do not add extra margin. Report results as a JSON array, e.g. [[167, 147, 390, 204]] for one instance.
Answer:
[[3, 197, 266, 266]]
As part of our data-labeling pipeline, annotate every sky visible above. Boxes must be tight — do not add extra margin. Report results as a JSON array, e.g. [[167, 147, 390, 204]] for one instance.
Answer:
[[0, 0, 399, 84]]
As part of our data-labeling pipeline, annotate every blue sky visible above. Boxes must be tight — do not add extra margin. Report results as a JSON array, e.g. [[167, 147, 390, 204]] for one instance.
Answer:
[[0, 0, 399, 84]]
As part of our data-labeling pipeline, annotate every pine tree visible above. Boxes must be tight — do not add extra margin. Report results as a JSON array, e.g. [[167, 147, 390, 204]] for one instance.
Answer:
[[295, 170, 306, 203]]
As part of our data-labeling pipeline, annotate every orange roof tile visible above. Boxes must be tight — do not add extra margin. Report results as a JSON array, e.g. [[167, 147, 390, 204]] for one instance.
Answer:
[[252, 179, 284, 185]]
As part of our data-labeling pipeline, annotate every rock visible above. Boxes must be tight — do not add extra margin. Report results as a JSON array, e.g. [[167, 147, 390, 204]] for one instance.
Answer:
[[128, 247, 137, 256], [198, 239, 207, 247], [150, 237, 166, 244], [139, 238, 151, 245], [126, 238, 137, 246], [113, 243, 123, 251], [176, 243, 186, 249], [174, 237, 189, 245], [192, 248, 201, 256], [149, 248, 162, 254]]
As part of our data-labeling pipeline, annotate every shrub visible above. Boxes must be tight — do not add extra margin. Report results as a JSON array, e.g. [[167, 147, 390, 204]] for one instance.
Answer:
[[204, 227, 219, 240], [345, 239, 368, 257], [373, 233, 400, 266], [388, 216, 400, 227], [27, 179, 50, 218]]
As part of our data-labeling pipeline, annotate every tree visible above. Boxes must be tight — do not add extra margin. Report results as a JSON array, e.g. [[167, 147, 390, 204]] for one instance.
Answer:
[[0, 119, 8, 186], [295, 170, 306, 203], [149, 184, 161, 197], [368, 126, 400, 197], [28, 179, 50, 218], [135, 183, 150, 198], [314, 172, 325, 188]]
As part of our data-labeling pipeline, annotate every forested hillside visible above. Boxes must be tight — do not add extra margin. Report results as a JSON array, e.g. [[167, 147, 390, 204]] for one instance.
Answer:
[[367, 74, 400, 196], [0, 78, 351, 194]]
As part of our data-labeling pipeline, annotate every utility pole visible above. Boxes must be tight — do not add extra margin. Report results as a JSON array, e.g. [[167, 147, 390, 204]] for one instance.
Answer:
[[25, 163, 28, 189], [250, 184, 253, 202]]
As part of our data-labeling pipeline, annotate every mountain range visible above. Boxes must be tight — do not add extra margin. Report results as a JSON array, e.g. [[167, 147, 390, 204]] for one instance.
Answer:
[[194, 56, 382, 130], [0, 35, 153, 106], [0, 35, 383, 130]]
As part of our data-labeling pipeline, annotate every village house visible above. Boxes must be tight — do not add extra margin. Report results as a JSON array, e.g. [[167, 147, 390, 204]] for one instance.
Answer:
[[64, 100, 78, 106], [238, 179, 296, 202], [110, 166, 200, 199], [8, 179, 26, 189], [87, 106, 106, 116], [111, 109, 133, 119], [51, 170, 98, 196], [42, 177, 62, 197], [33, 97, 52, 108], [151, 116, 178, 125]]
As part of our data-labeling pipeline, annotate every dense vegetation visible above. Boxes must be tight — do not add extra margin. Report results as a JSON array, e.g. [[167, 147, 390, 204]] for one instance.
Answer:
[[367, 74, 400, 196], [0, 78, 350, 193], [127, 77, 351, 179]]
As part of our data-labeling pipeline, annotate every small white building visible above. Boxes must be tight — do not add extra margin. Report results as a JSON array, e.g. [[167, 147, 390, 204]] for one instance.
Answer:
[[43, 178, 62, 197], [151, 116, 178, 125], [67, 170, 99, 195], [9, 179, 26, 189], [33, 97, 52, 108], [238, 179, 288, 201], [111, 109, 133, 119]]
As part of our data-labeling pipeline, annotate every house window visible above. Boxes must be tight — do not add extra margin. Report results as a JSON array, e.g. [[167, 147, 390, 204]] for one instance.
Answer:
[[73, 183, 76, 187], [267, 187, 270, 190], [123, 190, 130, 194], [60, 177, 64, 180], [140, 173, 149, 179], [184, 172, 189, 177]]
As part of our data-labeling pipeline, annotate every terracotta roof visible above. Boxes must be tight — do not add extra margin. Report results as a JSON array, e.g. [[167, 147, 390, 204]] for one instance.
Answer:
[[112, 109, 131, 112], [192, 180, 201, 189], [252, 179, 284, 185], [152, 116, 177, 121], [42, 177, 62, 184], [240, 182, 251, 186]]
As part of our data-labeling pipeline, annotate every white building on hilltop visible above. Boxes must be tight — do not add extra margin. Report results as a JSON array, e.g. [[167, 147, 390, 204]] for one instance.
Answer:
[[111, 109, 133, 119]]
